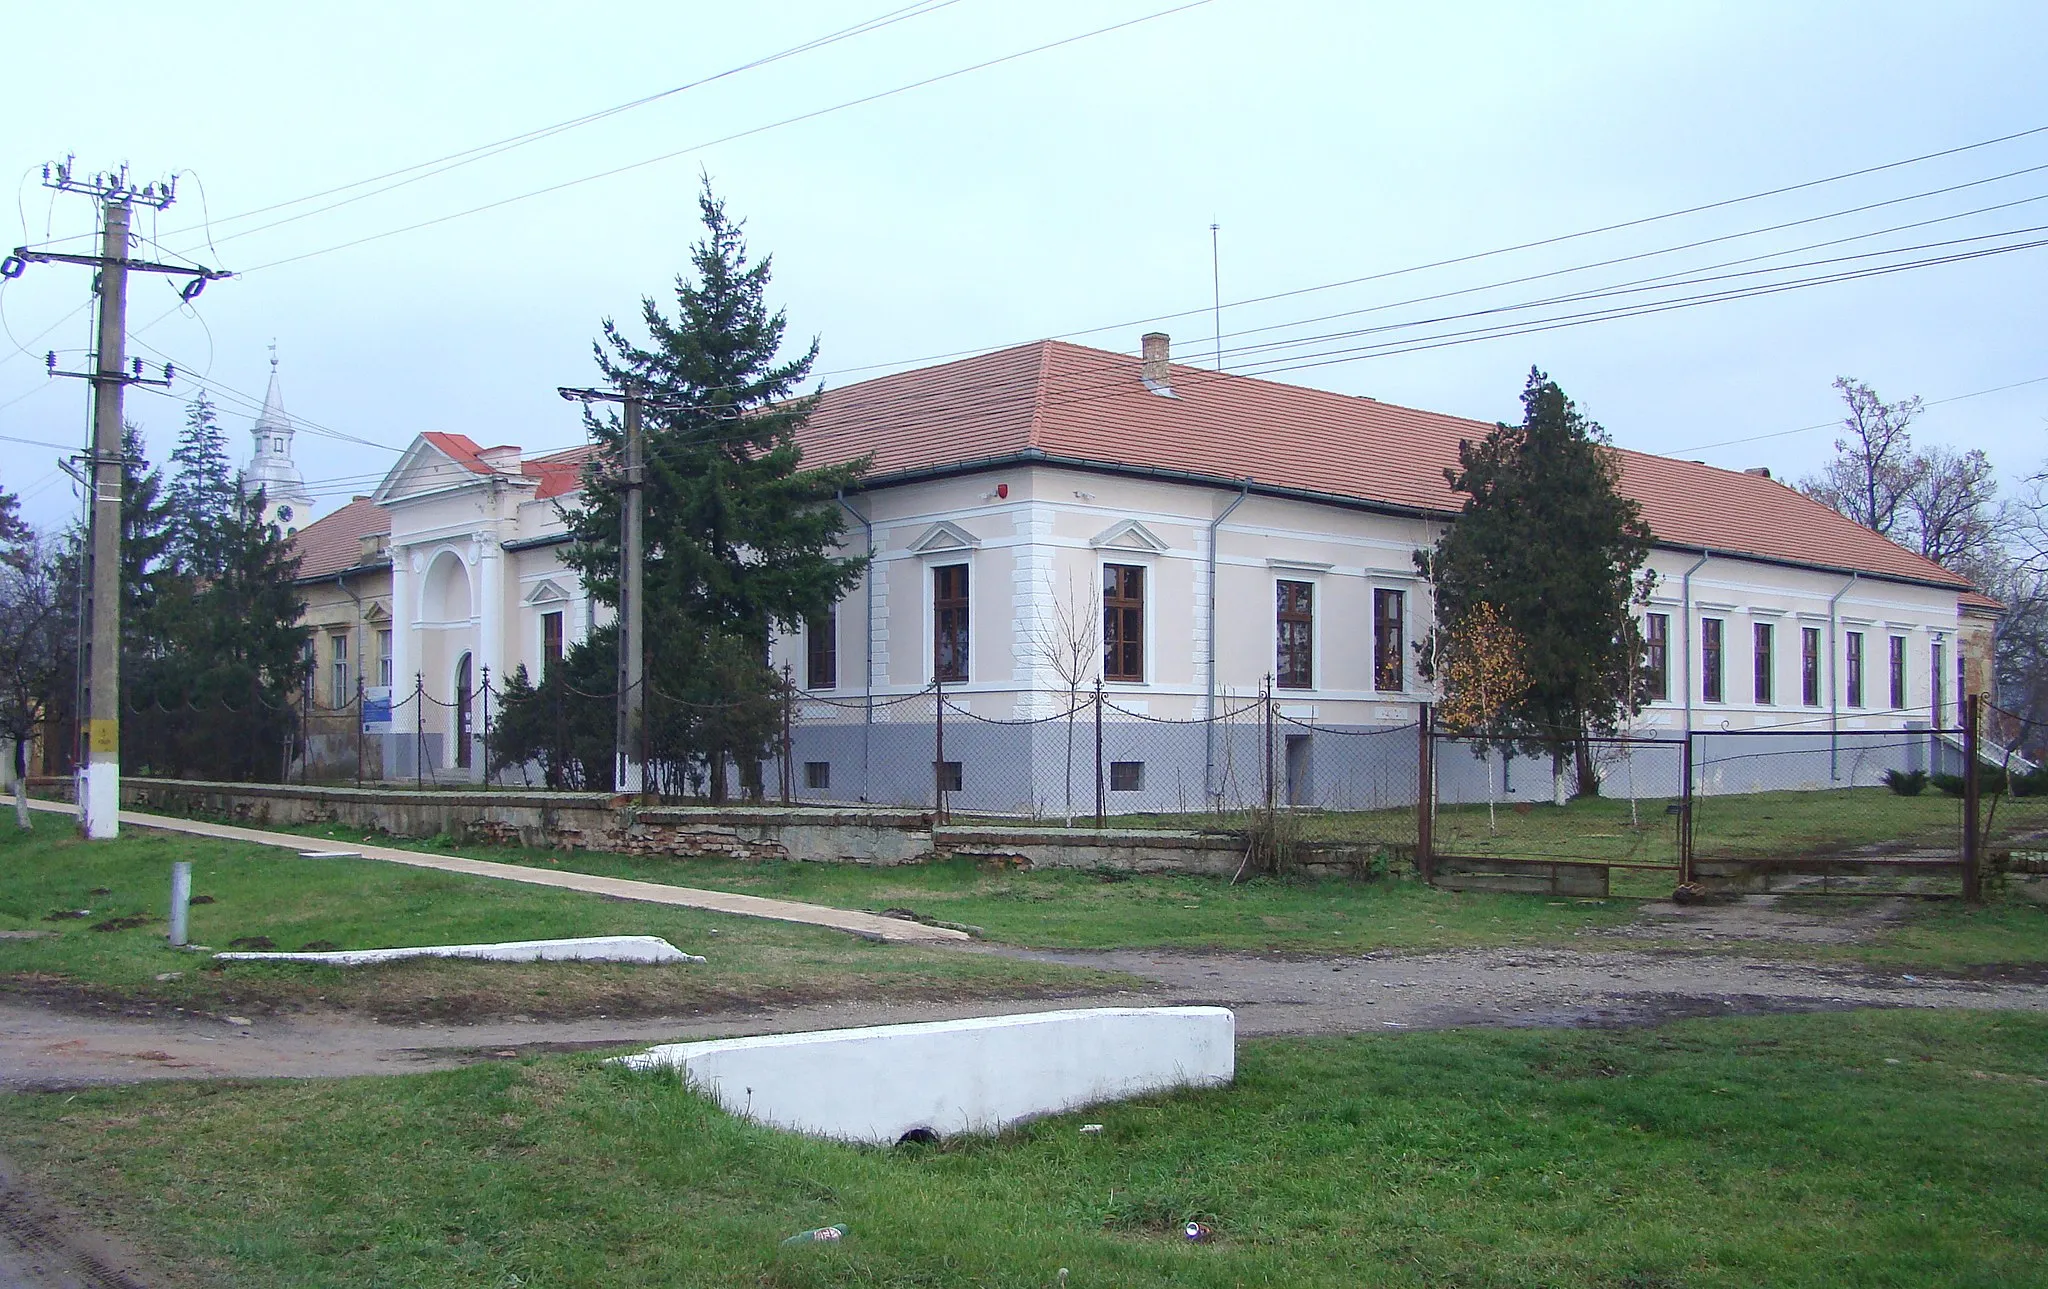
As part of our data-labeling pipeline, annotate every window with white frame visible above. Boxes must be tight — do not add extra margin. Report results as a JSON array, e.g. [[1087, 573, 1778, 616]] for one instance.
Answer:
[[330, 632, 350, 707]]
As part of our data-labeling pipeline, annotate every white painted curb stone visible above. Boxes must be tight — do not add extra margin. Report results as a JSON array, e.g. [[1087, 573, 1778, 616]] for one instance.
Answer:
[[617, 1006, 1235, 1143], [213, 934, 704, 966]]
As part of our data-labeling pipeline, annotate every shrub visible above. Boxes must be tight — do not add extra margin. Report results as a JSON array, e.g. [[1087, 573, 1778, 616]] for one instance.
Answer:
[[1933, 766, 2011, 796], [1882, 769, 1929, 797], [2011, 766, 2048, 798]]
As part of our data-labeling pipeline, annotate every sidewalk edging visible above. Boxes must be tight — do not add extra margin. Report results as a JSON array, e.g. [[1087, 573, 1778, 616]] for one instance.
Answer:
[[24, 800, 968, 946]]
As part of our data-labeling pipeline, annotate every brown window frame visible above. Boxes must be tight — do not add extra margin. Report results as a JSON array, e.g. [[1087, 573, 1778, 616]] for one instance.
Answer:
[[1753, 621, 1773, 705], [1645, 613, 1669, 702], [1931, 640, 1946, 730], [541, 610, 565, 674], [1802, 626, 1821, 707], [1846, 631, 1865, 708], [1373, 588, 1405, 692], [1701, 617, 1725, 703], [933, 564, 970, 684], [807, 603, 837, 690], [1102, 564, 1145, 683], [1888, 634, 1907, 709], [1276, 580, 1314, 691]]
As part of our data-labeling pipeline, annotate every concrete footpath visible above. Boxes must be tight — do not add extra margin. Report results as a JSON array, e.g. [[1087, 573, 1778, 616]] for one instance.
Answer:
[[25, 799, 966, 946]]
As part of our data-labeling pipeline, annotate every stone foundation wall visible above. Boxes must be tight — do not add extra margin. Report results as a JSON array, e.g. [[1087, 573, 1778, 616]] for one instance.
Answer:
[[112, 779, 1398, 880]]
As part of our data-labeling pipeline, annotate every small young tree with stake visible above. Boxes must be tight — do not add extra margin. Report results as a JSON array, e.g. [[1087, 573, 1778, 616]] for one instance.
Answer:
[[1025, 570, 1098, 824], [1435, 602, 1532, 831]]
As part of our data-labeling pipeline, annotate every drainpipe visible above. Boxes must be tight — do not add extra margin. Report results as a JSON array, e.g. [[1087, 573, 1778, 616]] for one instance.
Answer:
[[1204, 479, 1252, 803], [1827, 571, 1859, 782], [1679, 550, 1711, 799], [836, 492, 875, 801]]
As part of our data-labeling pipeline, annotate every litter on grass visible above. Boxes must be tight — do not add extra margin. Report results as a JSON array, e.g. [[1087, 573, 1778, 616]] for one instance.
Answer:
[[213, 934, 704, 966]]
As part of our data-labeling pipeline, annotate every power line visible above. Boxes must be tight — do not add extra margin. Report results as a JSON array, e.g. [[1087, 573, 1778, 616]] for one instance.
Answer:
[[807, 121, 2048, 383], [163, 0, 970, 256], [1671, 375, 2048, 456], [233, 1, 1215, 274], [1034, 223, 2048, 405]]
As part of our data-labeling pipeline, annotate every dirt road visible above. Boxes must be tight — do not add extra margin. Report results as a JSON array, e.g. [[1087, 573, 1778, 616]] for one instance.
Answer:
[[5, 899, 2045, 1286], [6, 941, 2043, 1090]]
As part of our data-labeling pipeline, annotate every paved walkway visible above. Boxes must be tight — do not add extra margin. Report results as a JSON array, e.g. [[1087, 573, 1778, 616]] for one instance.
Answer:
[[24, 800, 966, 946]]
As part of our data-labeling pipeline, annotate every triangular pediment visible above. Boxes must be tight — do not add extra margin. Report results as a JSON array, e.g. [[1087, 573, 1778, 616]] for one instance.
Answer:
[[909, 520, 981, 553], [372, 435, 532, 507], [524, 579, 572, 606], [362, 600, 392, 622], [1089, 519, 1170, 552]]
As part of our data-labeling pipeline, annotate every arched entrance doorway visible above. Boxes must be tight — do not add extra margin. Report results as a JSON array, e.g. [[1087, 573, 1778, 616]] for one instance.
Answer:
[[454, 653, 474, 770]]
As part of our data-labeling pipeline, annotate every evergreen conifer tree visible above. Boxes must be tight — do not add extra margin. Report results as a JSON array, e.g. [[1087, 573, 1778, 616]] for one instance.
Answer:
[[165, 394, 238, 575], [1416, 368, 1656, 800], [555, 181, 867, 799]]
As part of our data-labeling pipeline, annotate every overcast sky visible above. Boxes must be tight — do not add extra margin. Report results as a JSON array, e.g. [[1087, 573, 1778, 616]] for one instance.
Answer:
[[4, 0, 2045, 532]]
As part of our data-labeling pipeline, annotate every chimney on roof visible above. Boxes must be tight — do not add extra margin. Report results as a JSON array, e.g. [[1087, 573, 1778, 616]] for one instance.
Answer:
[[1744, 466, 1772, 479], [1140, 332, 1175, 398], [477, 445, 522, 472]]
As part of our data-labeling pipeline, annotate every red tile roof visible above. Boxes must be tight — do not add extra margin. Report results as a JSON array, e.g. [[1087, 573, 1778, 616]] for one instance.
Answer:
[[420, 431, 493, 474], [791, 340, 1972, 590], [524, 445, 595, 500], [289, 495, 391, 581]]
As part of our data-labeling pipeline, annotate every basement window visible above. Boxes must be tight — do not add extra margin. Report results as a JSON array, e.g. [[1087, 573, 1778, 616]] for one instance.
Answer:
[[1109, 761, 1144, 792], [935, 761, 963, 793], [804, 761, 830, 791]]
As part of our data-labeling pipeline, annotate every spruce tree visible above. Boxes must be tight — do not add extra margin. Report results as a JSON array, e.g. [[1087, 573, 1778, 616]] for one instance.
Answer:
[[556, 180, 867, 799], [165, 393, 238, 575], [1416, 368, 1656, 800]]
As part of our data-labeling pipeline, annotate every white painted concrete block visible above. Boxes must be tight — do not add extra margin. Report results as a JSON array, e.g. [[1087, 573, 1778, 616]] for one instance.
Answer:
[[214, 934, 703, 966], [618, 1006, 1235, 1143]]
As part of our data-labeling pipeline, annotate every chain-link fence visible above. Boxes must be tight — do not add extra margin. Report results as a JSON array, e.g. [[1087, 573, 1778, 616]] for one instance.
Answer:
[[1426, 732, 1684, 870]]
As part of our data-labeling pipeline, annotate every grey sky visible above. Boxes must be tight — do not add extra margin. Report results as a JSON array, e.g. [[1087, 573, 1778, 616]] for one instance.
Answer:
[[3, 0, 2044, 533]]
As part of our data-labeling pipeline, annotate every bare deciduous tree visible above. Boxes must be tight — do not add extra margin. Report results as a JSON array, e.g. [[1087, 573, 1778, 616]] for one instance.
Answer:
[[1801, 377, 1924, 540], [0, 536, 65, 829], [1025, 570, 1099, 825]]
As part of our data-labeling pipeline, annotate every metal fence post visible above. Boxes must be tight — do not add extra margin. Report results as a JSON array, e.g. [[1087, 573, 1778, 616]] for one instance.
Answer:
[[415, 672, 425, 790], [780, 664, 794, 805], [480, 666, 492, 789], [933, 676, 947, 823], [1963, 692, 1981, 902], [1417, 703, 1434, 883], [355, 675, 365, 788], [1094, 678, 1105, 829], [1679, 732, 1696, 886], [1262, 674, 1276, 816]]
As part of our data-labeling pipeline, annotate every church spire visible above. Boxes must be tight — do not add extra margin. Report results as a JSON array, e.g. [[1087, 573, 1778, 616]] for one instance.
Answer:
[[242, 342, 314, 535]]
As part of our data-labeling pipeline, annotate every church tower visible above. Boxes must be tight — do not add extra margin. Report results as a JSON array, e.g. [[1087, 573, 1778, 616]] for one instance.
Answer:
[[242, 343, 315, 536]]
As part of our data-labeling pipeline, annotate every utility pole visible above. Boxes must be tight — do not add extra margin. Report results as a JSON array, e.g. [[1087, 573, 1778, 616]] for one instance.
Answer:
[[557, 382, 646, 796], [5, 159, 227, 839]]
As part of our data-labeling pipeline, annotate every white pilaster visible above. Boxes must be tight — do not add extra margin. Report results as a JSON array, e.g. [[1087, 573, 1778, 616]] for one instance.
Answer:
[[390, 547, 415, 731]]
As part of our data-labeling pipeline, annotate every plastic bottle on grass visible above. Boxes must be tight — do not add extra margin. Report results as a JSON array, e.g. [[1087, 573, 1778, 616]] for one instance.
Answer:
[[781, 1224, 848, 1247]]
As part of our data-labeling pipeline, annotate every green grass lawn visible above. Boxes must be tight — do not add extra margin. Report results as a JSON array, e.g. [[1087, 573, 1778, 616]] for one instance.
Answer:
[[1083, 784, 1971, 865], [232, 811, 2048, 969], [0, 813, 1122, 1021], [0, 1009, 2042, 1287]]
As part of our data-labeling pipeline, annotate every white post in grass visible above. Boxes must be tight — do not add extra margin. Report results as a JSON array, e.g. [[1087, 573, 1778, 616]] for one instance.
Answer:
[[168, 862, 191, 948]]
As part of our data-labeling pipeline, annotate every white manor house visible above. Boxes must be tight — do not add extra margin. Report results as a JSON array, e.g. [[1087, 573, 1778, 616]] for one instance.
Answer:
[[294, 333, 1997, 811]]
